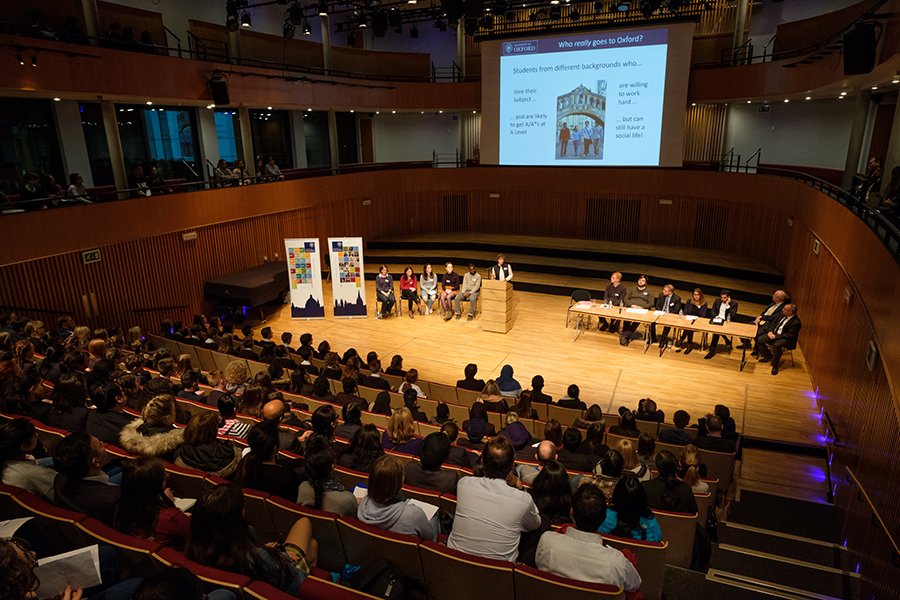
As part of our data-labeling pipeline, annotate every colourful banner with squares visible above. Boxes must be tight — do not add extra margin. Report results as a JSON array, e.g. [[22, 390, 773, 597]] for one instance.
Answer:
[[284, 238, 325, 319], [328, 237, 367, 317]]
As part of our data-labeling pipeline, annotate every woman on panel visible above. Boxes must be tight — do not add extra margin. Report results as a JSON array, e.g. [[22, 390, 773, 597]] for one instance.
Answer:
[[677, 288, 708, 356], [399, 266, 422, 317], [420, 264, 438, 315], [439, 262, 461, 320], [375, 264, 396, 319]]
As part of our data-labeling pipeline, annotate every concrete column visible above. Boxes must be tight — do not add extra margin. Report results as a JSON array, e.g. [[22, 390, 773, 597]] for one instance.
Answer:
[[81, 0, 101, 39], [843, 91, 871, 189], [880, 92, 900, 194], [320, 16, 332, 74], [99, 101, 128, 195], [290, 110, 308, 168], [227, 30, 241, 65], [53, 100, 95, 188], [238, 107, 255, 176], [732, 0, 750, 64], [456, 25, 466, 80], [196, 108, 221, 180], [327, 110, 339, 169]]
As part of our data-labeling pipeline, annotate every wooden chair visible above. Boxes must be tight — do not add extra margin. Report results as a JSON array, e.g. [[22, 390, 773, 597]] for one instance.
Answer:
[[456, 388, 482, 407], [657, 423, 698, 441], [439, 493, 458, 517], [358, 385, 382, 405], [359, 411, 389, 430], [693, 491, 714, 524], [176, 342, 201, 366], [334, 465, 369, 492], [636, 419, 660, 437], [699, 449, 736, 495], [381, 373, 403, 390], [547, 404, 584, 425], [417, 421, 442, 437], [266, 496, 347, 572], [514, 565, 625, 600], [402, 483, 442, 508], [446, 403, 470, 422], [429, 382, 459, 404], [418, 541, 516, 600], [164, 463, 216, 499], [602, 535, 668, 600], [652, 509, 697, 568], [212, 349, 235, 372], [246, 359, 269, 378], [337, 516, 427, 586], [240, 487, 280, 544], [193, 346, 218, 372], [605, 432, 639, 451]]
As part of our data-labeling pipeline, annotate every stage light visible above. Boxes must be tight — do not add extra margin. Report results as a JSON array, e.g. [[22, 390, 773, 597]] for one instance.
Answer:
[[805, 96, 811, 100], [318, 0, 328, 15], [16, 51, 24, 65], [283, 20, 295, 38], [53, 97, 61, 101], [31, 52, 38, 67], [615, 1, 631, 12], [303, 20, 312, 35], [241, 11, 251, 28]]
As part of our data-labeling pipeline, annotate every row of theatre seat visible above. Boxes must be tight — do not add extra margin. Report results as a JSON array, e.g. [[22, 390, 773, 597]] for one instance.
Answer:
[[2, 409, 698, 600], [147, 333, 738, 495]]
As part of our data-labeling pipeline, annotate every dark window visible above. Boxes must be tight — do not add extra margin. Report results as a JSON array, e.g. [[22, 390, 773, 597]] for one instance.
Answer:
[[116, 104, 200, 181], [303, 111, 329, 168], [214, 110, 243, 163], [250, 110, 293, 169], [79, 102, 114, 186], [0, 98, 64, 195], [336, 112, 359, 165]]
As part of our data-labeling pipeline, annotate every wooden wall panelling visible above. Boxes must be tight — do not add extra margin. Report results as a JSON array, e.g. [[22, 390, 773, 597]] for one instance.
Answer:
[[683, 104, 727, 162], [96, 1, 166, 48]]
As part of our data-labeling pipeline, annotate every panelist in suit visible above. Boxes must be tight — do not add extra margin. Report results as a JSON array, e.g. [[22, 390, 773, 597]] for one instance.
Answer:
[[649, 284, 682, 347], [619, 274, 652, 346], [598, 271, 626, 334], [703, 289, 739, 360], [750, 290, 790, 355], [489, 254, 513, 281], [676, 288, 708, 355], [756, 304, 802, 375]]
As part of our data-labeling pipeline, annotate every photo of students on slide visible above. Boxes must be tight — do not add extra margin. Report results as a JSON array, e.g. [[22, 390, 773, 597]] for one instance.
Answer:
[[555, 81, 606, 160]]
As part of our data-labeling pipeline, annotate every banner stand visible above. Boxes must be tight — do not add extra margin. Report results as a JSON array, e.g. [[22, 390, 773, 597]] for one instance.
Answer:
[[284, 238, 326, 320], [328, 237, 368, 318]]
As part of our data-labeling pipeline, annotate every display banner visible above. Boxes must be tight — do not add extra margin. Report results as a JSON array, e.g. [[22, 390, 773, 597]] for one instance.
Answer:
[[328, 237, 367, 317], [284, 238, 325, 319]]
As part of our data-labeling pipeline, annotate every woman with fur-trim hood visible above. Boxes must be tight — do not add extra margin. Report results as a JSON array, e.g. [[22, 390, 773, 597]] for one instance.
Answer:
[[120, 394, 184, 461]]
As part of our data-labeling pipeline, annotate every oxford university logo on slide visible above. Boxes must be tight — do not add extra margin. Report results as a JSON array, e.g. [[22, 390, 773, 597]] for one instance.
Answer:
[[504, 43, 513, 55]]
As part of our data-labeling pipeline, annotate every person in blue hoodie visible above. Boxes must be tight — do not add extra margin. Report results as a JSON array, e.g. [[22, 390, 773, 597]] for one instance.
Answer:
[[357, 455, 437, 540], [496, 365, 521, 398]]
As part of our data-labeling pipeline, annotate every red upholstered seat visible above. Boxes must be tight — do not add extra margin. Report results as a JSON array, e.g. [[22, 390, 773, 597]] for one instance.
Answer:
[[245, 577, 381, 600], [265, 495, 346, 572], [239, 487, 281, 545], [336, 516, 427, 586], [514, 564, 626, 600], [163, 463, 216, 499], [152, 547, 251, 594], [601, 534, 668, 600], [75, 518, 161, 578], [11, 491, 88, 553], [418, 540, 515, 600]]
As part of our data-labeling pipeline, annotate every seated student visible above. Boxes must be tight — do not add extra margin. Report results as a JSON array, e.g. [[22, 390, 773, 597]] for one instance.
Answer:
[[175, 413, 242, 479], [334, 402, 363, 440], [119, 394, 184, 461], [583, 421, 609, 459], [358, 455, 436, 539], [44, 372, 90, 433], [375, 265, 396, 319], [186, 485, 317, 596], [535, 484, 642, 591], [439, 262, 461, 320], [557, 384, 587, 410], [440, 421, 477, 468], [448, 437, 543, 563], [431, 402, 453, 426], [398, 267, 423, 318], [297, 436, 357, 515], [53, 430, 121, 523], [608, 409, 641, 437], [404, 432, 460, 494], [457, 417, 488, 453], [637, 433, 656, 470], [697, 404, 738, 441], [590, 449, 625, 501], [86, 382, 136, 445], [517, 440, 558, 485], [530, 375, 554, 404], [476, 380, 509, 414], [635, 397, 665, 423], [463, 401, 497, 437], [573, 404, 604, 429], [678, 445, 709, 493], [298, 332, 315, 357], [371, 391, 393, 416], [321, 352, 344, 380], [495, 364, 521, 398], [297, 346, 319, 376], [693, 415, 736, 453], [385, 354, 407, 377], [513, 391, 539, 419], [529, 460, 573, 525], [643, 450, 698, 514], [381, 407, 424, 456], [659, 410, 694, 445], [457, 363, 486, 391], [0, 418, 57, 501], [615, 439, 651, 482], [335, 377, 367, 409], [234, 420, 300, 500], [402, 388, 429, 422], [454, 263, 482, 321], [361, 359, 392, 391], [599, 473, 662, 542], [271, 345, 296, 372], [114, 457, 191, 550], [310, 375, 336, 403], [176, 371, 206, 403], [280, 331, 296, 353], [339, 423, 384, 472], [216, 393, 251, 439], [499, 416, 534, 454], [237, 337, 259, 360], [558, 428, 597, 473]]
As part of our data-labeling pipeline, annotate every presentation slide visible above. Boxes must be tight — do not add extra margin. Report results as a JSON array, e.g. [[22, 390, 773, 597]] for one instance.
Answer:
[[499, 29, 669, 166]]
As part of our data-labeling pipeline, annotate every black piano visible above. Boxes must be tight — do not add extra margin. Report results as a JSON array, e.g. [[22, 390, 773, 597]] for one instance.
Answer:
[[204, 262, 288, 319]]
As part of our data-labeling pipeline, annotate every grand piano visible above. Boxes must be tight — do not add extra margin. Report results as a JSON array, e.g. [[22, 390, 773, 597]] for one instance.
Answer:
[[204, 262, 288, 319]]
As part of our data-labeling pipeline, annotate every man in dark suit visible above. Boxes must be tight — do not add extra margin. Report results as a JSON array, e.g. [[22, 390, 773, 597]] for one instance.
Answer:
[[335, 377, 368, 409], [658, 410, 694, 445], [530, 375, 553, 404], [756, 304, 802, 375], [557, 428, 596, 473], [456, 363, 486, 391], [404, 432, 461, 494], [52, 431, 121, 524], [361, 359, 392, 391], [650, 284, 682, 347], [557, 384, 587, 410], [297, 346, 320, 376], [704, 289, 740, 360], [693, 415, 736, 453], [750, 290, 790, 355]]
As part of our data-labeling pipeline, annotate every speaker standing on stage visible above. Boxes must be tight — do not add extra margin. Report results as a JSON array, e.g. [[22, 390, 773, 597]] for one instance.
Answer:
[[490, 254, 513, 281]]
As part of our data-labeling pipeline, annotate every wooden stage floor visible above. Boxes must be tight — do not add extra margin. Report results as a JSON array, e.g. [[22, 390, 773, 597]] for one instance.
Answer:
[[265, 284, 822, 449]]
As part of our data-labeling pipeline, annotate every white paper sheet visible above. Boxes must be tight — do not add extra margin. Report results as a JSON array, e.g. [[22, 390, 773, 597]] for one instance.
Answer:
[[0, 517, 33, 539], [407, 498, 439, 522], [34, 545, 101, 598]]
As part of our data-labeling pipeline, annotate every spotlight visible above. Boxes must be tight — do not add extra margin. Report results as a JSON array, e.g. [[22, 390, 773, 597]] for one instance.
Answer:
[[15, 51, 24, 65], [302, 20, 312, 35], [31, 53, 38, 67], [283, 20, 295, 38], [615, 1, 631, 11], [410, 25, 419, 38], [241, 11, 251, 28], [318, 0, 328, 15]]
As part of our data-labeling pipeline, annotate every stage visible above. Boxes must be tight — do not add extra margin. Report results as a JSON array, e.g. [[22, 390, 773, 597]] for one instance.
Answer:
[[262, 282, 828, 502]]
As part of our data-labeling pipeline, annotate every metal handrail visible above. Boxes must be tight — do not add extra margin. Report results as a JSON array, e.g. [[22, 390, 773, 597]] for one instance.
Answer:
[[844, 466, 900, 566], [162, 25, 182, 58], [745, 148, 761, 172]]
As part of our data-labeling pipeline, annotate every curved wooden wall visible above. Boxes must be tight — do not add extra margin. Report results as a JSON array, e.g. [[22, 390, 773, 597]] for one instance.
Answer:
[[0, 167, 896, 596]]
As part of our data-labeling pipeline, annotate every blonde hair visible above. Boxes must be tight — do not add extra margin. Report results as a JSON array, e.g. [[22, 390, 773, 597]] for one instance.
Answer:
[[127, 326, 143, 344], [175, 354, 193, 376], [480, 379, 501, 399], [217, 334, 235, 353], [88, 338, 107, 360], [224, 360, 249, 385], [324, 352, 340, 371], [616, 439, 639, 470], [506, 411, 519, 426], [207, 370, 225, 387], [680, 444, 702, 488], [387, 407, 417, 445], [142, 394, 176, 426], [74, 326, 91, 342]]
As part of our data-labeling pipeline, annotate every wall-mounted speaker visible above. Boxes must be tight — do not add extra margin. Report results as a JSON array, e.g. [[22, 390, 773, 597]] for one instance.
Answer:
[[843, 22, 877, 76], [209, 75, 230, 106]]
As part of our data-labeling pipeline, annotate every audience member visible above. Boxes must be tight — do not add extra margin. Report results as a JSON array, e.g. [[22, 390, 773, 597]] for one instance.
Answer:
[[529, 460, 573, 525], [635, 398, 665, 422], [234, 420, 299, 499], [637, 432, 656, 470], [86, 382, 135, 445], [557, 384, 587, 410], [599, 473, 662, 541], [679, 444, 709, 493], [399, 369, 426, 398], [114, 457, 190, 549], [382, 407, 424, 455], [297, 436, 356, 515], [448, 437, 542, 562], [643, 450, 699, 513], [217, 393, 251, 438], [361, 359, 392, 391], [338, 424, 384, 472], [616, 439, 651, 481], [174, 413, 241, 478], [404, 432, 460, 494], [591, 449, 625, 500], [609, 409, 640, 437], [53, 430, 120, 523], [0, 418, 56, 500], [496, 365, 522, 397], [44, 372, 90, 432], [385, 354, 407, 377], [402, 387, 428, 422], [517, 440, 557, 484], [693, 415, 736, 453], [441, 422, 476, 468], [558, 428, 596, 473], [335, 377, 366, 409], [659, 410, 693, 445], [535, 484, 641, 591], [334, 402, 363, 440], [530, 375, 553, 404], [371, 391, 392, 416], [358, 455, 436, 539], [119, 394, 184, 461]]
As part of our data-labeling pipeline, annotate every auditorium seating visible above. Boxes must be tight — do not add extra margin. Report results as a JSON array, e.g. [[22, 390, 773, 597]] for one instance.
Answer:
[[336, 517, 428, 587], [514, 565, 626, 600], [651, 510, 697, 568], [419, 540, 517, 600], [602, 536, 668, 600]]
